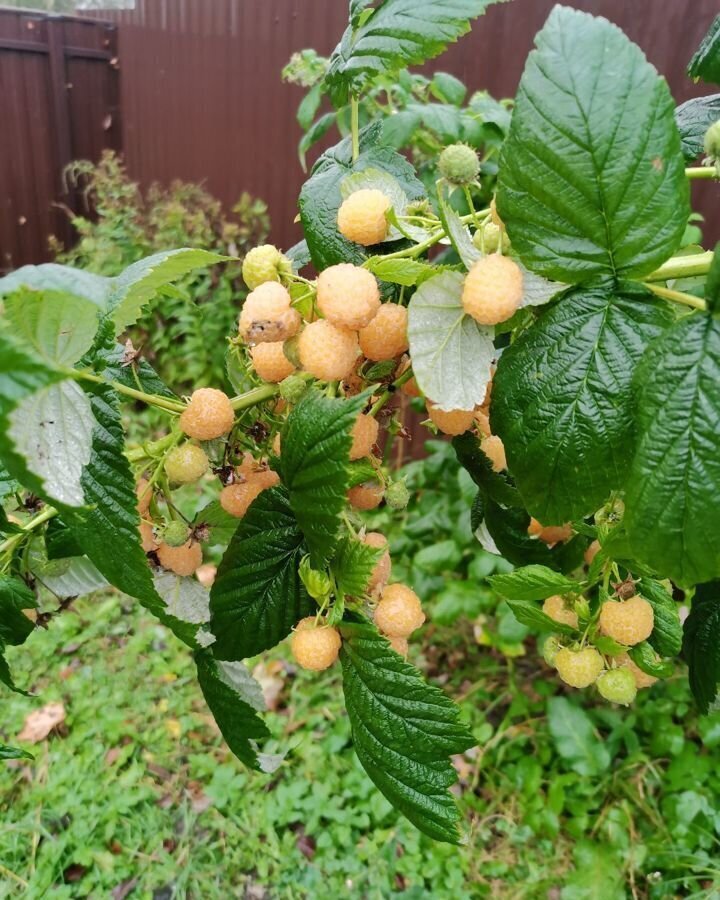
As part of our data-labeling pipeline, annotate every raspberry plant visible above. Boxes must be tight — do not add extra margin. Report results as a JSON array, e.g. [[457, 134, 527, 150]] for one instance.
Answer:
[[2, 1, 720, 844]]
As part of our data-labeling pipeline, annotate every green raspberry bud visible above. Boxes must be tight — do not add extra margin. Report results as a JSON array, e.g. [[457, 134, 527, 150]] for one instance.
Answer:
[[542, 635, 562, 667], [438, 143, 480, 186], [242, 244, 292, 290], [163, 521, 191, 548], [596, 668, 637, 706], [385, 480, 410, 510], [279, 373, 308, 403], [299, 555, 332, 600], [704, 119, 720, 159], [472, 221, 510, 255]]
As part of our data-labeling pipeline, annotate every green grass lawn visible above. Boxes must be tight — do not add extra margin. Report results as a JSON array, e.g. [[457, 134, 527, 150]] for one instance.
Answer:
[[2, 586, 720, 899]]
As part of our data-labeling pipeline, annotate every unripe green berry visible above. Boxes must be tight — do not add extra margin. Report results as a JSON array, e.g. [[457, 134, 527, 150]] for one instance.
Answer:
[[385, 480, 410, 510], [596, 668, 637, 706], [438, 143, 480, 186], [163, 521, 191, 548], [542, 635, 562, 667], [279, 373, 308, 403], [299, 556, 332, 600], [704, 119, 720, 159], [242, 244, 292, 290], [472, 221, 509, 254]]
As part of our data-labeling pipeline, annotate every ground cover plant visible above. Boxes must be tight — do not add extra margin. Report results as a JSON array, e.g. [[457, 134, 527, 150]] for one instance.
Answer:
[[2, 0, 720, 859]]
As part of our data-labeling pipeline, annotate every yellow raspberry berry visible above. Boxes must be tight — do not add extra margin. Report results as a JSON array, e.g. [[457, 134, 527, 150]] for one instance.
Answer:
[[139, 519, 158, 552], [350, 413, 379, 460], [584, 539, 601, 566], [156, 540, 203, 577], [397, 358, 421, 398], [253, 468, 280, 490], [290, 617, 342, 671], [387, 635, 409, 657], [242, 244, 291, 290], [179, 388, 235, 441], [364, 532, 391, 594], [348, 481, 384, 510], [462, 255, 523, 326], [298, 320, 359, 381], [596, 668, 637, 706], [481, 434, 506, 472], [616, 653, 658, 689], [164, 443, 209, 486], [250, 341, 295, 383], [337, 189, 391, 246], [219, 468, 279, 518], [528, 518, 573, 545], [317, 264, 381, 330], [426, 402, 475, 436], [238, 282, 301, 344], [136, 478, 152, 515], [474, 409, 491, 438], [374, 583, 425, 638], [555, 647, 604, 689], [598, 596, 654, 646], [358, 303, 408, 361], [543, 595, 579, 629]]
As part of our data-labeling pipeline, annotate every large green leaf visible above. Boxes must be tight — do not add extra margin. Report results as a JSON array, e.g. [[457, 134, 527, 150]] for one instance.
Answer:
[[497, 6, 689, 283], [0, 575, 37, 646], [547, 697, 611, 777], [503, 597, 577, 636], [339, 621, 474, 843], [4, 289, 100, 366], [325, 0, 498, 106], [298, 123, 424, 272], [408, 271, 494, 411], [683, 582, 720, 713], [625, 313, 720, 585], [492, 283, 672, 523], [210, 487, 313, 660], [331, 534, 383, 598], [636, 578, 682, 657], [195, 650, 271, 771], [0, 264, 107, 308], [489, 565, 579, 603], [280, 390, 365, 565], [688, 15, 720, 84], [674, 94, 720, 161]]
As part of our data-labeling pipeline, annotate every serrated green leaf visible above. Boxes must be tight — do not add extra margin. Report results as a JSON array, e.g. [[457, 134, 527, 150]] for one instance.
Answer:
[[298, 111, 336, 171], [498, 6, 689, 283], [0, 743, 33, 761], [625, 313, 720, 585], [340, 620, 474, 843], [492, 283, 673, 523], [636, 578, 682, 657], [153, 573, 210, 626], [452, 432, 521, 509], [688, 15, 720, 84], [363, 256, 438, 287], [346, 457, 381, 489], [379, 109, 422, 149], [195, 650, 271, 771], [489, 565, 579, 603], [297, 81, 324, 131], [0, 575, 36, 646], [627, 641, 674, 680], [431, 72, 467, 107], [547, 697, 610, 777], [0, 263, 108, 308], [436, 192, 479, 270], [683, 582, 720, 712], [674, 94, 720, 161], [503, 597, 577, 636], [408, 271, 494, 411], [4, 289, 99, 366], [45, 518, 83, 560], [210, 486, 314, 660], [280, 390, 365, 564], [325, 0, 499, 107], [29, 551, 108, 599], [194, 500, 239, 546], [332, 534, 382, 598]]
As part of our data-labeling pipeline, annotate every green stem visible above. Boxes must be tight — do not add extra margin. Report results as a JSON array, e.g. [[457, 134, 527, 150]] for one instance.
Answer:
[[643, 282, 706, 311], [351, 95, 360, 163], [230, 383, 279, 411], [645, 250, 714, 282], [685, 166, 717, 180], [74, 371, 185, 414], [0, 505, 58, 561], [369, 367, 414, 418]]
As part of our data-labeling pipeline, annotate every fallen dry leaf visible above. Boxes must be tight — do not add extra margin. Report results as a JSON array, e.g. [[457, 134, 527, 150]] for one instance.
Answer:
[[18, 702, 66, 743]]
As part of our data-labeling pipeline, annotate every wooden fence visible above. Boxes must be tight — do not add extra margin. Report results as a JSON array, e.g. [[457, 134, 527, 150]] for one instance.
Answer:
[[0, 7, 120, 270]]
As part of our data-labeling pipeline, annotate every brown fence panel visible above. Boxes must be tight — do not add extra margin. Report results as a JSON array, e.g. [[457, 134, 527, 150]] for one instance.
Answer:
[[86, 0, 720, 251], [0, 7, 120, 271]]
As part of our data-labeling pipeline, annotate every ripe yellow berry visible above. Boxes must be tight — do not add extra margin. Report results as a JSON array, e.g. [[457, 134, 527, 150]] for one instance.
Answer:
[[543, 595, 579, 629], [462, 255, 523, 326], [164, 443, 209, 486], [616, 653, 658, 689], [348, 481, 384, 510], [350, 413, 379, 460], [598, 596, 654, 646], [555, 647, 604, 689], [397, 358, 421, 398], [290, 617, 341, 671], [584, 539, 601, 566], [242, 244, 291, 290], [250, 341, 295, 383], [298, 320, 359, 381], [156, 540, 203, 577], [426, 402, 474, 436], [136, 478, 152, 515], [374, 583, 425, 638], [238, 282, 301, 344], [387, 635, 409, 657], [219, 468, 279, 518], [179, 388, 235, 441], [358, 303, 408, 361], [474, 409, 491, 438], [364, 532, 391, 594], [528, 518, 573, 545], [481, 434, 506, 472], [317, 264, 381, 329], [139, 519, 158, 552], [337, 189, 391, 246]]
